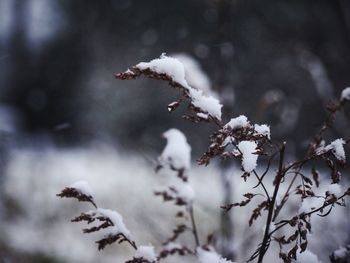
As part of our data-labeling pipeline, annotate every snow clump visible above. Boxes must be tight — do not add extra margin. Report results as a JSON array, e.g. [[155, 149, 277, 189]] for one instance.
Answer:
[[340, 87, 350, 101], [225, 115, 250, 130], [134, 245, 157, 262], [237, 141, 258, 173], [159, 128, 191, 171], [97, 208, 131, 237], [254, 124, 271, 139]]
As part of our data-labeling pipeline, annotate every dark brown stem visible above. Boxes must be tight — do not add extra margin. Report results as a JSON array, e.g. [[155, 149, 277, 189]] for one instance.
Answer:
[[188, 205, 200, 247], [257, 142, 286, 263], [270, 191, 349, 237], [253, 170, 271, 202]]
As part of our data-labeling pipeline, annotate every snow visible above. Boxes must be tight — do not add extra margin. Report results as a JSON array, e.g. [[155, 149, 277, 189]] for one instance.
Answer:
[[97, 208, 131, 238], [159, 128, 191, 171], [316, 139, 346, 161], [136, 54, 223, 120], [327, 183, 343, 197], [298, 197, 324, 214], [340, 87, 350, 101], [315, 140, 326, 155], [172, 53, 216, 98], [70, 180, 94, 198], [333, 246, 348, 259], [134, 245, 157, 262], [197, 248, 236, 263], [136, 53, 190, 89], [254, 124, 271, 139], [197, 112, 209, 119], [225, 115, 250, 130], [175, 183, 195, 204], [325, 139, 346, 161], [188, 87, 223, 120], [293, 249, 321, 263], [164, 242, 182, 250], [237, 141, 258, 173]]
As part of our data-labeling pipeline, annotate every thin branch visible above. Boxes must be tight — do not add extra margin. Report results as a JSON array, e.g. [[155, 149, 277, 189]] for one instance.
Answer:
[[257, 142, 286, 263], [188, 205, 200, 248]]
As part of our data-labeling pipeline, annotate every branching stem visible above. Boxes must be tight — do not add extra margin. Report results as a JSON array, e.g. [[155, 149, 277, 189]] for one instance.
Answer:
[[257, 142, 286, 263]]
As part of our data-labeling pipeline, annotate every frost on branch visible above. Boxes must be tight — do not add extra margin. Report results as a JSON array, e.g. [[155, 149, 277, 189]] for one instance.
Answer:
[[115, 53, 223, 120]]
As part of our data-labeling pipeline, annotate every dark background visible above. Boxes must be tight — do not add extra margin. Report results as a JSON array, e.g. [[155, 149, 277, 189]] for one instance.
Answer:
[[1, 0, 350, 156]]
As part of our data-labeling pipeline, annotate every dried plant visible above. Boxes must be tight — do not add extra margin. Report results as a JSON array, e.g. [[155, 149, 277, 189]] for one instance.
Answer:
[[58, 54, 350, 263]]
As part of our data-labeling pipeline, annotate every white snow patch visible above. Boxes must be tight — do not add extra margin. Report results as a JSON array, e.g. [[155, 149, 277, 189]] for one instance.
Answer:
[[326, 139, 346, 161], [340, 87, 350, 101], [159, 128, 191, 171], [175, 183, 195, 204], [237, 141, 258, 173], [327, 184, 343, 197], [225, 115, 250, 130], [136, 53, 190, 89], [188, 88, 222, 120], [293, 249, 322, 263], [197, 112, 209, 119], [164, 242, 182, 250], [70, 180, 94, 197], [333, 246, 348, 260], [197, 248, 237, 263], [134, 245, 157, 262], [97, 208, 130, 238], [298, 197, 324, 214], [254, 124, 271, 139]]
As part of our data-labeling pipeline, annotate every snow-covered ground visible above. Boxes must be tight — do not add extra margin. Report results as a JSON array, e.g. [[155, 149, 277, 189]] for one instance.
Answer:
[[1, 142, 349, 263]]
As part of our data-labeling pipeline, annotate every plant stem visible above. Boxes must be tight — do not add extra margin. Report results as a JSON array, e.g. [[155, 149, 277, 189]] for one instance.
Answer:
[[257, 142, 286, 263], [189, 205, 200, 247]]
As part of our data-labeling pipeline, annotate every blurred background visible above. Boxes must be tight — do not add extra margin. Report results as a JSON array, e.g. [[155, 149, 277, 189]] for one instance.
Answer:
[[0, 0, 349, 262]]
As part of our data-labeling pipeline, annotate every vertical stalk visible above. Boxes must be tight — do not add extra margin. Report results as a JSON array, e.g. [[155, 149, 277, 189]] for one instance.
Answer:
[[257, 142, 286, 263], [189, 205, 200, 247]]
